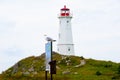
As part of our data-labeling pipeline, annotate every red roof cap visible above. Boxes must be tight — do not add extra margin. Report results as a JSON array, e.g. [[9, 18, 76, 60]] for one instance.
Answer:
[[61, 5, 69, 11]]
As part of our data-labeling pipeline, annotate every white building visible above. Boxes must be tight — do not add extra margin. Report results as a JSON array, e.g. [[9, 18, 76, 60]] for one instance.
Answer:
[[57, 5, 74, 55]]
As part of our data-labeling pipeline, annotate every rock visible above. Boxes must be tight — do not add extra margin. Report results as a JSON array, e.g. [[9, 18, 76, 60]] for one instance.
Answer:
[[28, 66, 34, 72], [74, 64, 81, 68], [62, 70, 71, 74], [7, 70, 11, 73], [80, 60, 86, 66], [61, 56, 67, 59], [56, 66, 60, 69], [22, 68, 25, 71], [33, 71, 37, 75], [23, 71, 30, 75], [40, 66, 45, 71], [66, 62, 70, 66], [74, 72, 78, 75], [12, 63, 19, 74], [74, 60, 86, 68], [58, 61, 61, 64]]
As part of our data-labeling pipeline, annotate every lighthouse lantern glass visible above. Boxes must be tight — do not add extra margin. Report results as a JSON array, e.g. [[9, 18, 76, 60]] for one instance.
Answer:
[[60, 10, 69, 16]]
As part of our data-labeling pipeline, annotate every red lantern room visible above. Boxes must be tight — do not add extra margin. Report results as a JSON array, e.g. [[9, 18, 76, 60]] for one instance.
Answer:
[[60, 5, 70, 16]]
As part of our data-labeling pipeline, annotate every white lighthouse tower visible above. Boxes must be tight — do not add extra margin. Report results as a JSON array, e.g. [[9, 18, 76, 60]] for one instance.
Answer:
[[57, 5, 74, 55]]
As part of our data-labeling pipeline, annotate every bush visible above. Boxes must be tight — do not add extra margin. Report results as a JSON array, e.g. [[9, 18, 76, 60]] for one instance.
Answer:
[[96, 71, 102, 76], [117, 65, 120, 74], [104, 64, 112, 68], [112, 75, 120, 80]]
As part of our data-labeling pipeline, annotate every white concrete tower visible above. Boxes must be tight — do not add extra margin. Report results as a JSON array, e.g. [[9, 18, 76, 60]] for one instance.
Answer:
[[57, 5, 74, 55]]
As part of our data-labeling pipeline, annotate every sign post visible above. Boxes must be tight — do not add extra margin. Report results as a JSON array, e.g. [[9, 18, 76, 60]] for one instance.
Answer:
[[45, 41, 52, 80], [45, 37, 56, 80]]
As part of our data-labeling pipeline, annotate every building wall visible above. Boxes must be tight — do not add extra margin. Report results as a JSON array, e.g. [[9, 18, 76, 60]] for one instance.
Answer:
[[57, 16, 74, 55]]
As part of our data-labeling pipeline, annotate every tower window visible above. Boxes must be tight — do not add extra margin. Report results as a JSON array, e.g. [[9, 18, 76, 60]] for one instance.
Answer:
[[68, 48, 70, 51], [67, 21, 69, 23]]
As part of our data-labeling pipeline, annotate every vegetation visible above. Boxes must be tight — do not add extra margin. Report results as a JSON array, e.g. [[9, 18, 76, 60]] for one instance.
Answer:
[[0, 52, 120, 80]]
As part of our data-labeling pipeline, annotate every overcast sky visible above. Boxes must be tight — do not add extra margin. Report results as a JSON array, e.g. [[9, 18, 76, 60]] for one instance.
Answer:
[[0, 0, 120, 73]]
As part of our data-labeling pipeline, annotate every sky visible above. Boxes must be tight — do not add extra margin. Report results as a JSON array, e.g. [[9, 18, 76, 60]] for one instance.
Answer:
[[0, 0, 120, 73]]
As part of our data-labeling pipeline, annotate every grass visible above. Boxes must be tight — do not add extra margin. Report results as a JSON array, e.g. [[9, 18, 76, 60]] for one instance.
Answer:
[[0, 52, 120, 80]]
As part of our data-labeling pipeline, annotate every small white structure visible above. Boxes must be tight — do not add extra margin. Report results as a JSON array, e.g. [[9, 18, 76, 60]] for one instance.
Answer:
[[57, 5, 74, 55]]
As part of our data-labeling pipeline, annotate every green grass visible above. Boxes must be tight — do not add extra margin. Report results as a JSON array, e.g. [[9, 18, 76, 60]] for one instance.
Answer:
[[0, 52, 120, 80]]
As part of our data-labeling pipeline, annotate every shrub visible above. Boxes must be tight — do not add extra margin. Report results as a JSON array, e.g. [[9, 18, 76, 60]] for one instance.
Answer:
[[117, 65, 120, 74], [112, 75, 120, 80], [96, 71, 102, 76]]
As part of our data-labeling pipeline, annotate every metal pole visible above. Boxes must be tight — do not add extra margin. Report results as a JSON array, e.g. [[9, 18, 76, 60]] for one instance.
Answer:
[[50, 41, 53, 80], [45, 71, 47, 80]]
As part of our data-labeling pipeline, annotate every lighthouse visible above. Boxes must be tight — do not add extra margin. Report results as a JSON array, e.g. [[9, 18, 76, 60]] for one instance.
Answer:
[[57, 5, 74, 55]]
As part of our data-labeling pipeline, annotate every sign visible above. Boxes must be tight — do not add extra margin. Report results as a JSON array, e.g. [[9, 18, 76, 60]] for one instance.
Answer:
[[45, 42, 51, 71], [49, 60, 56, 74]]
